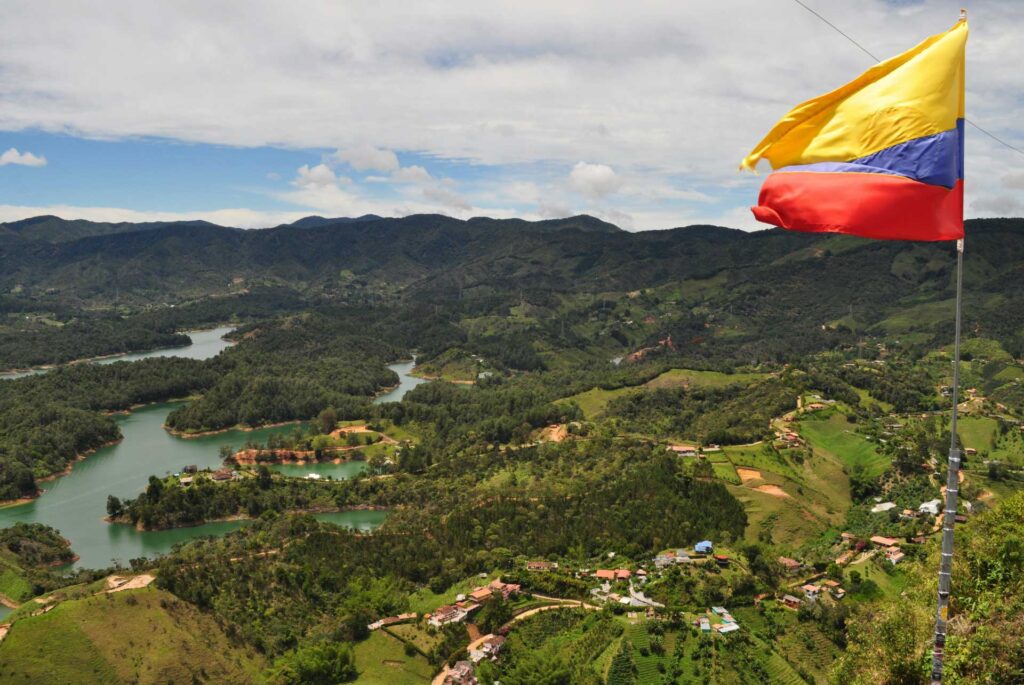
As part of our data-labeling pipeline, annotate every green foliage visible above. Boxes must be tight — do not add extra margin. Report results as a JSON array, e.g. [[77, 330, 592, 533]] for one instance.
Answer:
[[270, 642, 357, 685], [0, 522, 75, 567]]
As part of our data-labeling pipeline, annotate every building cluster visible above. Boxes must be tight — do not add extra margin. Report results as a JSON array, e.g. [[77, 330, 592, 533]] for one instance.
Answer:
[[174, 464, 237, 486], [427, 579, 521, 629], [444, 636, 507, 683], [443, 661, 478, 685]]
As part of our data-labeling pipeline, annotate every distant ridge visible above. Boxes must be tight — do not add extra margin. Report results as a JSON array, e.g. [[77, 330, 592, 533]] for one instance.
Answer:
[[0, 215, 224, 244], [288, 214, 383, 228]]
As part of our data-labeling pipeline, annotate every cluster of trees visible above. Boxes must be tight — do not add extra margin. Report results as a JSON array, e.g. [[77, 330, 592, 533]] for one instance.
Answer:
[[0, 358, 221, 499], [0, 522, 108, 600], [0, 522, 75, 566], [380, 376, 578, 453], [165, 313, 400, 432], [111, 468, 385, 529], [149, 438, 747, 656], [0, 319, 188, 370]]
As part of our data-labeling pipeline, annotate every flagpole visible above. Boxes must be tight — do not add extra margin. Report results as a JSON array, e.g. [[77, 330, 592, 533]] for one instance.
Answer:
[[931, 236, 964, 684]]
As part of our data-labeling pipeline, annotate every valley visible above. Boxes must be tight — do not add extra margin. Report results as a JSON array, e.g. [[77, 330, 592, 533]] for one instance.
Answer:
[[0, 214, 1022, 684]]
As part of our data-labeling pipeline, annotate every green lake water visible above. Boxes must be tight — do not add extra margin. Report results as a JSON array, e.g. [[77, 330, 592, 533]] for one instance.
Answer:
[[0, 334, 415, 569]]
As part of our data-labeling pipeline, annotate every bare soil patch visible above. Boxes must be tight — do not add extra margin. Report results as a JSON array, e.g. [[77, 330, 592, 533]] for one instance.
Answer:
[[736, 468, 762, 484], [753, 484, 791, 498]]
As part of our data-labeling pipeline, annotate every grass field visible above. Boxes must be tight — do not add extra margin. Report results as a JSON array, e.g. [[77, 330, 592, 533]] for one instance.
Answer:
[[958, 416, 998, 452], [557, 385, 635, 419], [722, 444, 802, 481], [642, 368, 768, 390], [846, 556, 912, 600], [559, 367, 769, 420], [385, 622, 442, 654], [353, 631, 434, 685], [0, 558, 32, 604], [0, 587, 266, 685], [800, 413, 889, 479], [711, 462, 741, 484]]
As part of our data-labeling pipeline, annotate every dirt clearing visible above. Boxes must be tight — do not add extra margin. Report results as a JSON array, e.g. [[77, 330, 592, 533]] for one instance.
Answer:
[[736, 468, 762, 484], [753, 484, 791, 498]]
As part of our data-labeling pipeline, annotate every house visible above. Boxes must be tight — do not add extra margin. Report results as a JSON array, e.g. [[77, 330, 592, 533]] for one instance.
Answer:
[[884, 547, 906, 565], [469, 635, 506, 663], [595, 569, 617, 581], [919, 499, 942, 516], [713, 554, 729, 567], [668, 444, 699, 457], [870, 535, 901, 548], [179, 476, 194, 486], [900, 508, 919, 520], [636, 569, 647, 579], [698, 616, 711, 632], [444, 661, 478, 685], [526, 560, 556, 572], [469, 587, 492, 602], [717, 622, 740, 634], [840, 532, 857, 543], [615, 569, 631, 580], [694, 540, 714, 554], [488, 579, 520, 599], [801, 584, 821, 600], [778, 556, 802, 575], [822, 580, 846, 599], [428, 604, 468, 628], [964, 447, 978, 456], [782, 594, 802, 609], [182, 464, 198, 474], [211, 468, 235, 481], [870, 501, 897, 514], [711, 606, 727, 615]]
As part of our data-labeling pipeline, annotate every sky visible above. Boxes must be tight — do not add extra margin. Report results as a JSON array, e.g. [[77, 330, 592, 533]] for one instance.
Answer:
[[0, 0, 1021, 231]]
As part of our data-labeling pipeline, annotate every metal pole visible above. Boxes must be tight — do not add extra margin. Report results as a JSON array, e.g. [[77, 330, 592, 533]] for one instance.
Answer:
[[931, 237, 964, 684]]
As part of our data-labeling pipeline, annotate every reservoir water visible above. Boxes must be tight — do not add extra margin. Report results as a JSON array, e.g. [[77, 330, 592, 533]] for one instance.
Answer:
[[0, 332, 414, 569], [0, 326, 236, 379]]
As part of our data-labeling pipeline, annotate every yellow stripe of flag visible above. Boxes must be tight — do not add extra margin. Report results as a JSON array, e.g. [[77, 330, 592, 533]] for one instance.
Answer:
[[741, 20, 967, 171]]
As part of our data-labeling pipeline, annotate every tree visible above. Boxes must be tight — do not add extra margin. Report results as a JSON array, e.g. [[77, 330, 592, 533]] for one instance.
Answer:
[[477, 596, 512, 633], [318, 407, 338, 435], [106, 495, 124, 518], [271, 642, 357, 685], [257, 465, 273, 489]]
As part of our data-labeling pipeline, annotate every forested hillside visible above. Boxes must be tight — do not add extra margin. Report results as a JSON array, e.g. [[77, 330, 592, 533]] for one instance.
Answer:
[[1, 213, 1023, 684]]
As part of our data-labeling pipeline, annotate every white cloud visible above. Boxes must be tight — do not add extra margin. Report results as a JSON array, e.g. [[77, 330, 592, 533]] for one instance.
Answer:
[[0, 147, 46, 167], [391, 165, 433, 184], [293, 163, 342, 188], [971, 195, 1024, 217], [0, 1, 1020, 227], [1003, 172, 1024, 190], [568, 162, 622, 199], [331, 145, 400, 173], [0, 203, 307, 228]]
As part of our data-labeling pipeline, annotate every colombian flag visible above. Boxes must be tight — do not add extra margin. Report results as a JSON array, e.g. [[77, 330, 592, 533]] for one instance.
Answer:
[[741, 19, 967, 241]]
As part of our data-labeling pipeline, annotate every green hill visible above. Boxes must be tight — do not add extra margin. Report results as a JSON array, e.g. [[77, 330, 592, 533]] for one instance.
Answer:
[[0, 587, 267, 684]]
